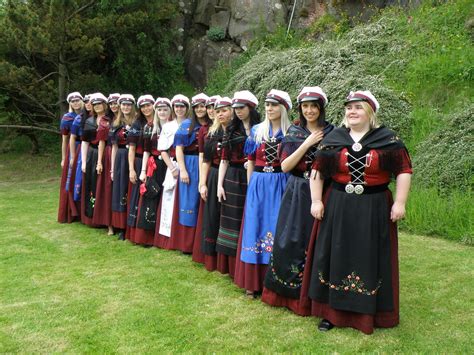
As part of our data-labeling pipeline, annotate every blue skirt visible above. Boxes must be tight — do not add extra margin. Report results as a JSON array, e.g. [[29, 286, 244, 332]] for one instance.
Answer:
[[73, 146, 83, 202], [178, 154, 199, 227], [240, 171, 289, 265]]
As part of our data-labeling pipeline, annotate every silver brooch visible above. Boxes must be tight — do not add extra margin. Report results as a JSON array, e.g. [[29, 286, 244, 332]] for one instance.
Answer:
[[345, 184, 355, 193], [354, 185, 364, 194], [352, 142, 362, 152]]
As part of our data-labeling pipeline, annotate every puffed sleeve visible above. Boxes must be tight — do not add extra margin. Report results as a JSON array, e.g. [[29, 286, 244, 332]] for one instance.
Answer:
[[174, 119, 196, 147], [244, 125, 258, 161], [60, 113, 75, 135], [127, 120, 142, 146], [70, 114, 82, 136]]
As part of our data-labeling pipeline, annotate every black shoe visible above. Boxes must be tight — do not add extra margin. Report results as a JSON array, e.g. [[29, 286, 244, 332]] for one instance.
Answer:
[[318, 319, 334, 332], [118, 231, 125, 241]]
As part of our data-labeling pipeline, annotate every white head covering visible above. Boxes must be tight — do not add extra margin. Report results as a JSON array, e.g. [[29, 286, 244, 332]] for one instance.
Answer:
[[137, 94, 155, 107], [66, 92, 83, 103], [297, 86, 328, 106], [118, 94, 136, 105], [171, 94, 190, 107], [232, 90, 259, 108], [344, 90, 380, 113], [191, 93, 210, 107], [265, 89, 292, 110]]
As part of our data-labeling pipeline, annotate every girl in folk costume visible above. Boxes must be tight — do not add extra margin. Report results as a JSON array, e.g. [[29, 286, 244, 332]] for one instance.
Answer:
[[307, 91, 412, 334], [192, 95, 221, 264], [133, 98, 171, 246], [93, 93, 120, 233], [153, 94, 189, 249], [125, 95, 155, 241], [234, 89, 292, 296], [58, 92, 84, 223], [110, 94, 136, 240], [262, 86, 334, 314], [215, 90, 260, 277], [68, 94, 92, 222], [193, 97, 232, 270], [170, 93, 211, 253], [80, 93, 110, 227]]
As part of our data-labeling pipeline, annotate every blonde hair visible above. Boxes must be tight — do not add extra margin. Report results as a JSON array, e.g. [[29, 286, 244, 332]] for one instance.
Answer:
[[68, 101, 84, 113], [153, 105, 172, 135], [342, 101, 380, 129], [115, 105, 137, 128], [255, 104, 291, 143], [208, 106, 232, 136]]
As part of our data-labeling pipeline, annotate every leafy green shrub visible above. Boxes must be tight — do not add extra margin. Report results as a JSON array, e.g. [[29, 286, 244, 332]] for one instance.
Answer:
[[207, 27, 226, 41], [413, 104, 474, 192], [212, 16, 412, 139]]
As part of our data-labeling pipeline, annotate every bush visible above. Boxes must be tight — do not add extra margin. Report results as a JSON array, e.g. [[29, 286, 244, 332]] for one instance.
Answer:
[[413, 104, 474, 192], [207, 27, 226, 41]]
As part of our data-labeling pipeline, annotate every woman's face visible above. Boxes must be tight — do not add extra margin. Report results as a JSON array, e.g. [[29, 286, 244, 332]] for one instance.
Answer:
[[140, 103, 154, 118], [174, 105, 187, 118], [93, 102, 106, 115], [194, 103, 207, 119], [157, 105, 171, 121], [345, 102, 369, 129], [85, 101, 92, 112], [215, 106, 233, 126], [235, 105, 250, 121], [109, 102, 119, 113], [265, 102, 281, 121], [120, 103, 132, 115], [70, 99, 82, 111], [301, 101, 320, 123], [206, 105, 215, 120]]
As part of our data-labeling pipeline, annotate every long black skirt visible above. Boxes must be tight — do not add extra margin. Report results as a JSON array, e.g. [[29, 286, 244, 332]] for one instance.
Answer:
[[136, 157, 167, 231], [111, 147, 129, 214], [264, 174, 314, 299], [308, 187, 394, 315], [215, 166, 247, 257], [201, 166, 220, 255], [126, 156, 143, 227], [84, 146, 98, 218]]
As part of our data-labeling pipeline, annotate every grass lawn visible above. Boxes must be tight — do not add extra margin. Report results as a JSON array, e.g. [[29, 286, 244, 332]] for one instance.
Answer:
[[0, 153, 473, 352]]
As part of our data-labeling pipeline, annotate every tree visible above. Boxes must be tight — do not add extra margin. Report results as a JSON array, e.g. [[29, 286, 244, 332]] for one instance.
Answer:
[[0, 0, 184, 152]]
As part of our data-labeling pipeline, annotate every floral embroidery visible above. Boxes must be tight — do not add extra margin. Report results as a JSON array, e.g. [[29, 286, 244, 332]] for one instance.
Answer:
[[269, 252, 305, 289], [120, 193, 128, 206], [318, 271, 382, 296], [89, 193, 96, 209], [242, 231, 274, 254], [144, 207, 155, 223]]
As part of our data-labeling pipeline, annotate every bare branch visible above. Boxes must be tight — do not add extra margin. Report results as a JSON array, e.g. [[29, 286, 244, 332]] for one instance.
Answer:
[[0, 125, 60, 134], [36, 71, 59, 83], [67, 0, 96, 21]]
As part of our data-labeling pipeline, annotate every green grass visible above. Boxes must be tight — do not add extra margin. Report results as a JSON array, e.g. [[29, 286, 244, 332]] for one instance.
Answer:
[[0, 154, 473, 352], [400, 186, 473, 244]]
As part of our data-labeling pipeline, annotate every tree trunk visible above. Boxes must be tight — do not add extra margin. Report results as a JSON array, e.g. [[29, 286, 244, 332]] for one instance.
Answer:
[[21, 130, 40, 155], [58, 51, 67, 116]]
